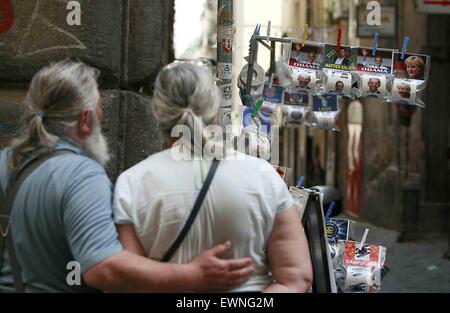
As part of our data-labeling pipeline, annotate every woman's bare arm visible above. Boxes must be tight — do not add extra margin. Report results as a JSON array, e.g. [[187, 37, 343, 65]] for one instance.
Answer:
[[117, 224, 146, 256], [264, 205, 313, 293]]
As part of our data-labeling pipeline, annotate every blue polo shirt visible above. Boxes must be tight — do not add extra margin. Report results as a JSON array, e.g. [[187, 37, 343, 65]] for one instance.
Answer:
[[0, 139, 123, 292]]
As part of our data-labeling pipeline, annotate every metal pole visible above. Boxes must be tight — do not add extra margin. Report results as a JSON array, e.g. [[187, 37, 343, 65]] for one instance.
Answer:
[[217, 0, 234, 106]]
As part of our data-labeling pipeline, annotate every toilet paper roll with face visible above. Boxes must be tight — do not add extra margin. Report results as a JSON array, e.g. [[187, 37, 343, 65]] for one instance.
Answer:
[[291, 67, 317, 92], [361, 75, 388, 98], [325, 70, 352, 95], [391, 78, 418, 104]]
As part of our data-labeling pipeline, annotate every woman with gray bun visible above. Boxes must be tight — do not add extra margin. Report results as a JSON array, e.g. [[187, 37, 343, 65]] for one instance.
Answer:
[[113, 62, 313, 293]]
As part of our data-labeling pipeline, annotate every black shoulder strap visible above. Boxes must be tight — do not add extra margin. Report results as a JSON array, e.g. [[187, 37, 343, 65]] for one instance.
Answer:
[[0, 150, 74, 293], [162, 159, 220, 262]]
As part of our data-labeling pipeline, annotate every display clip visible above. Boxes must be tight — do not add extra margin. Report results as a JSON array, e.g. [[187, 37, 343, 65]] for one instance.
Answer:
[[372, 32, 379, 57], [296, 176, 305, 189], [336, 28, 343, 52], [401, 36, 410, 60], [301, 24, 309, 48]]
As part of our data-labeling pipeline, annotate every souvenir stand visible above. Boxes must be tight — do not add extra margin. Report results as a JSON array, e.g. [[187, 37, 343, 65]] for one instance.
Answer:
[[236, 24, 430, 293]]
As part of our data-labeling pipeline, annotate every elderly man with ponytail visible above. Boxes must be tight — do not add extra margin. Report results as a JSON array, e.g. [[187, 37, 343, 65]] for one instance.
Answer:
[[114, 63, 314, 293], [0, 60, 255, 293]]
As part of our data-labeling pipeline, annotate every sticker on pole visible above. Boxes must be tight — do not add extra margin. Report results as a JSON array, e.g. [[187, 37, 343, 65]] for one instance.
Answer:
[[222, 37, 233, 54], [218, 63, 233, 80]]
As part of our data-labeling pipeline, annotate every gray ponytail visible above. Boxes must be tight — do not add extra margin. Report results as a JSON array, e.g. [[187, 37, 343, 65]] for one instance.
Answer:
[[152, 63, 221, 156], [9, 59, 99, 171]]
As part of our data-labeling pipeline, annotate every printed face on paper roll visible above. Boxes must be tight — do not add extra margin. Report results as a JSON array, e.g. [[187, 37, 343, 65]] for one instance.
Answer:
[[335, 81, 344, 92], [397, 84, 411, 98], [368, 78, 380, 93], [361, 75, 387, 98], [298, 75, 311, 88], [292, 68, 316, 91], [326, 71, 352, 95], [392, 78, 417, 103]]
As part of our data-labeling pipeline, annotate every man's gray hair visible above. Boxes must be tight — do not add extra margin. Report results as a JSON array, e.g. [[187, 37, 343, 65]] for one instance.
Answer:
[[9, 59, 99, 170], [152, 63, 221, 154]]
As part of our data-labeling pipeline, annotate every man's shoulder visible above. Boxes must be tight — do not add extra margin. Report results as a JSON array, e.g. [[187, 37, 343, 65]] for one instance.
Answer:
[[40, 152, 109, 188], [0, 147, 105, 177], [54, 151, 105, 173]]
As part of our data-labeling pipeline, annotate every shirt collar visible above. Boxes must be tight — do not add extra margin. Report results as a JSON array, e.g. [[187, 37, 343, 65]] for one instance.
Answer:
[[10, 137, 87, 184], [55, 136, 87, 156]]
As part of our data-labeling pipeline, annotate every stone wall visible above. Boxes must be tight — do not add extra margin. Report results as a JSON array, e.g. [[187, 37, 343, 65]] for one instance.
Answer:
[[421, 14, 450, 234], [0, 0, 172, 180]]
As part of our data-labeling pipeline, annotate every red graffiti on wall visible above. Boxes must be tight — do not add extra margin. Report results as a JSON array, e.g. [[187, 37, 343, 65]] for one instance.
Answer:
[[346, 126, 363, 218], [0, 0, 15, 33]]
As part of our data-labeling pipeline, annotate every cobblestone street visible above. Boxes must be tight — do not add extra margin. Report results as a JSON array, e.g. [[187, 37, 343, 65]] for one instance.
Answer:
[[350, 219, 450, 293]]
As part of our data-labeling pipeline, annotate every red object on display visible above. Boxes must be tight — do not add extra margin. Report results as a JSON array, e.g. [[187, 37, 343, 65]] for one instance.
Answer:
[[0, 0, 15, 33], [394, 59, 406, 71], [336, 28, 343, 52]]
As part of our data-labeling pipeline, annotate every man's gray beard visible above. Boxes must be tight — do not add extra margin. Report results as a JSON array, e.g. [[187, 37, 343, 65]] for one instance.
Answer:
[[83, 125, 111, 167]]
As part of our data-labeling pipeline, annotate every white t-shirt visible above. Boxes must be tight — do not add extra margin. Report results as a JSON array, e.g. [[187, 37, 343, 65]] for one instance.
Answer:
[[113, 148, 294, 292]]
